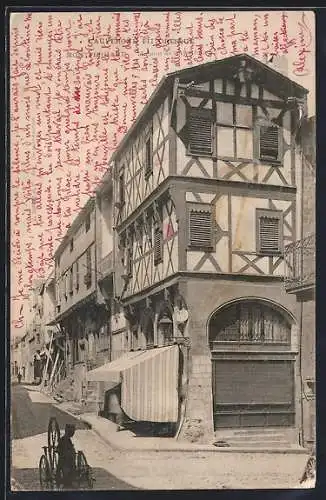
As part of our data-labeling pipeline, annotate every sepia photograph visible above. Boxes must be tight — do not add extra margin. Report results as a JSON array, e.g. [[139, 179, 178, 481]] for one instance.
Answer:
[[9, 9, 316, 490]]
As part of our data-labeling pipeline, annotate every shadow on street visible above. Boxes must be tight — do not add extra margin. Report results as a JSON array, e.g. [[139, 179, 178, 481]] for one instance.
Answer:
[[11, 467, 140, 491], [11, 384, 89, 439]]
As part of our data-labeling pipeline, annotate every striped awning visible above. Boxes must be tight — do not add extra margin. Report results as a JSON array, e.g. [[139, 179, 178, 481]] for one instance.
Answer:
[[87, 345, 180, 423]]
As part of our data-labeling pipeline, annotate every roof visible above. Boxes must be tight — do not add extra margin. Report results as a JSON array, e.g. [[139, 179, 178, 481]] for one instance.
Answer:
[[108, 53, 308, 165], [53, 196, 95, 259]]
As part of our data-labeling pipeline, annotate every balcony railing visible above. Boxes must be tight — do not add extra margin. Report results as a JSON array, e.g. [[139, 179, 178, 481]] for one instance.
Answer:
[[284, 233, 315, 292], [98, 251, 113, 279]]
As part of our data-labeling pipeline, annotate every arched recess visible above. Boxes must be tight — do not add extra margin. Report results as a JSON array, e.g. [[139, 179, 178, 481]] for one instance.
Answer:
[[207, 298, 296, 430]]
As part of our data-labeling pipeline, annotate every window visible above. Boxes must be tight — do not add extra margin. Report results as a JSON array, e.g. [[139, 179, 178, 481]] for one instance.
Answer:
[[256, 209, 283, 255], [85, 213, 91, 232], [69, 267, 73, 295], [118, 169, 125, 206], [84, 247, 92, 288], [75, 261, 79, 290], [126, 245, 133, 276], [209, 301, 291, 344], [36, 334, 40, 344], [188, 203, 213, 250], [188, 107, 213, 155], [259, 125, 279, 161], [216, 102, 253, 159], [154, 225, 163, 265], [145, 134, 153, 178], [70, 239, 74, 252]]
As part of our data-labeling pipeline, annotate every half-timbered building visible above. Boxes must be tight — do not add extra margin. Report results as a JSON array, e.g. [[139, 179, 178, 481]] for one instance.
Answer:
[[92, 54, 310, 446], [51, 198, 110, 402]]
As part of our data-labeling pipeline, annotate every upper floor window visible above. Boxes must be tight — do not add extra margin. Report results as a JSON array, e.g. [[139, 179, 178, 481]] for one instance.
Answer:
[[69, 267, 73, 295], [75, 261, 79, 290], [85, 213, 91, 233], [70, 239, 74, 252], [187, 102, 281, 163], [154, 224, 163, 266], [216, 102, 253, 160], [84, 247, 92, 288], [187, 203, 214, 250], [256, 209, 283, 256], [188, 107, 213, 156], [259, 125, 280, 161], [118, 169, 125, 207], [145, 131, 153, 178]]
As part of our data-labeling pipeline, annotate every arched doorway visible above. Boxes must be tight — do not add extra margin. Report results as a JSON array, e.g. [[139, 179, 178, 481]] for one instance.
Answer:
[[208, 299, 295, 429]]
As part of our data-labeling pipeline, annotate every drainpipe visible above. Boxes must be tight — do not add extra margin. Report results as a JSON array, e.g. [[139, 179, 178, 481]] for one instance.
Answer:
[[298, 138, 305, 446]]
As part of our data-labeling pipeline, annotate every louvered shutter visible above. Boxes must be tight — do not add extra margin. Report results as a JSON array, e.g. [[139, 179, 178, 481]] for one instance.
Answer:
[[259, 126, 279, 160], [259, 216, 281, 253], [189, 209, 213, 248], [154, 226, 163, 264], [188, 108, 213, 155]]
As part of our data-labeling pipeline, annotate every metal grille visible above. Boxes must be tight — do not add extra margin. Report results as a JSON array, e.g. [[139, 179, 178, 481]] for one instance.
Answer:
[[189, 209, 213, 248], [210, 302, 291, 345], [188, 108, 213, 155], [259, 126, 279, 160], [284, 233, 315, 290], [259, 216, 281, 253]]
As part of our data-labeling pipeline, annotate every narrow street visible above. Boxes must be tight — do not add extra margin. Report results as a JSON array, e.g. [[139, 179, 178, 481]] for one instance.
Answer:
[[10, 384, 138, 490], [10, 384, 309, 490]]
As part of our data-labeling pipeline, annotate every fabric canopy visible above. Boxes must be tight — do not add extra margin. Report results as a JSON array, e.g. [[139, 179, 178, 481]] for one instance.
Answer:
[[87, 345, 180, 423]]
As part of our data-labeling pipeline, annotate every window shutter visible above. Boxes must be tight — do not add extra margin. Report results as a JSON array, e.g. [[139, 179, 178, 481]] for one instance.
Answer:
[[126, 246, 133, 276], [145, 135, 153, 178], [188, 108, 213, 155], [119, 171, 125, 205], [69, 268, 73, 294], [154, 226, 163, 265], [259, 216, 281, 253], [259, 126, 279, 160], [189, 209, 213, 248], [75, 261, 79, 290]]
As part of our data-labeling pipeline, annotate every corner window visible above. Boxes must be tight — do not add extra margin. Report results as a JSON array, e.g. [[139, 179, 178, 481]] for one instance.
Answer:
[[188, 203, 214, 250], [259, 125, 280, 161], [188, 107, 213, 156], [256, 209, 283, 255]]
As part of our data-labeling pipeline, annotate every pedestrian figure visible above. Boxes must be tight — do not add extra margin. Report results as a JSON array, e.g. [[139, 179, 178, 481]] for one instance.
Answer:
[[17, 372, 22, 384], [56, 424, 76, 489]]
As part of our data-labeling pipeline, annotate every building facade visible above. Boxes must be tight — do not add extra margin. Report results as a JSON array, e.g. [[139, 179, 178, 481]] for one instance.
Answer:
[[284, 116, 316, 449], [104, 54, 310, 444], [52, 198, 110, 402], [43, 54, 314, 447]]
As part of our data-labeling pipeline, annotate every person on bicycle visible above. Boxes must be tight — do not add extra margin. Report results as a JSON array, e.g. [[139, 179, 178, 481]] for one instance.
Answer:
[[56, 423, 76, 489]]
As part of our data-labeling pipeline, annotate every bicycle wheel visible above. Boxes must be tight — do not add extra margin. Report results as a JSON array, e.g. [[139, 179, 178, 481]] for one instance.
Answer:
[[77, 451, 94, 489], [39, 454, 53, 490], [48, 417, 60, 470]]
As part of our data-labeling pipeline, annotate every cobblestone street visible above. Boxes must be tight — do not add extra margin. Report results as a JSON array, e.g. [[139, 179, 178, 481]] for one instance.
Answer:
[[11, 384, 309, 490]]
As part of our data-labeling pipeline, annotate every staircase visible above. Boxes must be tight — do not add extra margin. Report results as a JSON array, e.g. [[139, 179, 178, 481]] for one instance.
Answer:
[[81, 380, 100, 413], [214, 427, 302, 450]]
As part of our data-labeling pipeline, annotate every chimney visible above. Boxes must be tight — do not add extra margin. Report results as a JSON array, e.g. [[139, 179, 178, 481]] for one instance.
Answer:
[[264, 54, 288, 77]]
